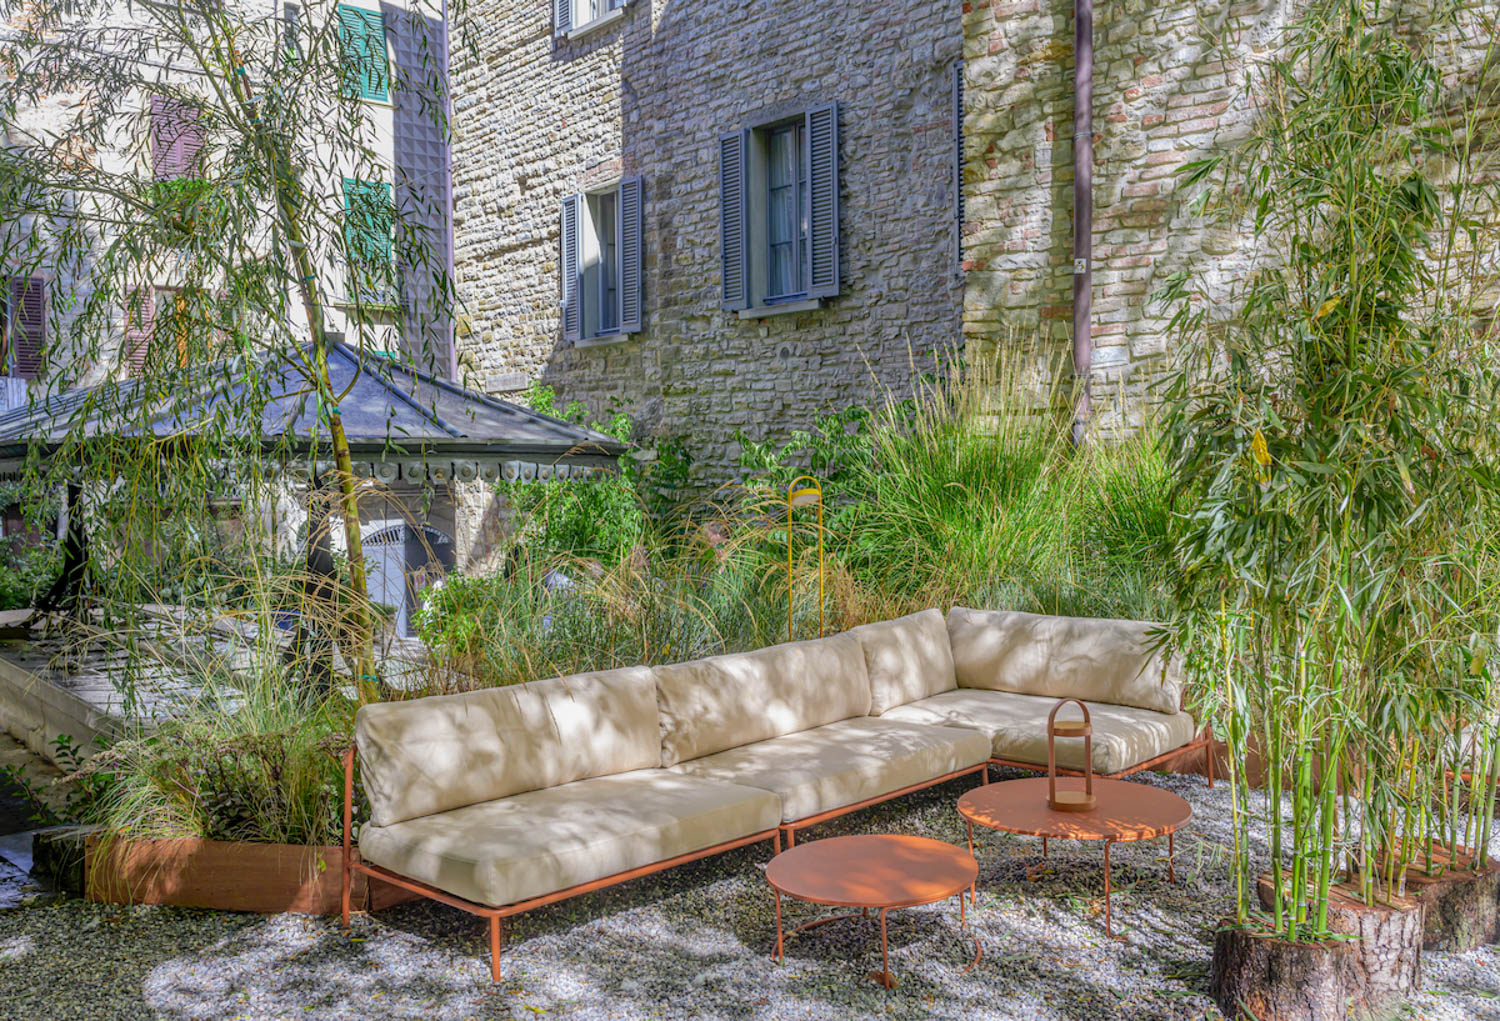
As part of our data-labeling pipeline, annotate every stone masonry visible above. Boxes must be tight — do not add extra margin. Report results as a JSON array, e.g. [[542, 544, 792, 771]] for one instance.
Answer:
[[451, 0, 965, 484], [961, 0, 1496, 430]]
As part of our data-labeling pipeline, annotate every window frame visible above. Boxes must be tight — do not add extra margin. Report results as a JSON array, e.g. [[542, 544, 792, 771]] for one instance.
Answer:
[[557, 0, 628, 39], [721, 103, 838, 315], [578, 183, 620, 340], [561, 178, 643, 344]]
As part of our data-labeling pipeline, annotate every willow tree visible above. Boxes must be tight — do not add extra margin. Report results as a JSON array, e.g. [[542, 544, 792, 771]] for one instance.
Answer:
[[0, 0, 456, 696], [1165, 0, 1500, 940]]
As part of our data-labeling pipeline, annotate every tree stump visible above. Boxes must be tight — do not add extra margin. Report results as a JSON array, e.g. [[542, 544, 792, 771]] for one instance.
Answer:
[[1322, 883, 1422, 1020], [1210, 923, 1350, 1021], [1208, 875, 1423, 1020], [1355, 848, 1500, 952]]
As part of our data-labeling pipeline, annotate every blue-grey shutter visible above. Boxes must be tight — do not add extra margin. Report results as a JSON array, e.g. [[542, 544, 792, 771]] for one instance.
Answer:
[[553, 0, 571, 36], [560, 195, 581, 342], [719, 130, 749, 311], [953, 61, 964, 267], [805, 102, 839, 299], [9, 276, 44, 379], [618, 177, 643, 333]]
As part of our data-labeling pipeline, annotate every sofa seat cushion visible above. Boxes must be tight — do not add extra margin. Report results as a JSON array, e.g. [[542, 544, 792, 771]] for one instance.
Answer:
[[849, 608, 958, 715], [880, 689, 1199, 775], [946, 607, 1183, 715], [653, 632, 872, 766], [358, 769, 781, 908], [669, 717, 990, 823]]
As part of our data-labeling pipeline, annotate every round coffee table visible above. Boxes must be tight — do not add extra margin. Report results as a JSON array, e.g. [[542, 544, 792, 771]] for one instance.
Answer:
[[957, 777, 1191, 937], [765, 833, 980, 989]]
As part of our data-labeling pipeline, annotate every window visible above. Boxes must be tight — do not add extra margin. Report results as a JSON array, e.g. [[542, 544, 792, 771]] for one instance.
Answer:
[[283, 2, 302, 61], [338, 4, 388, 101], [592, 189, 619, 334], [720, 103, 840, 313], [553, 0, 626, 37], [3, 276, 44, 379], [150, 96, 203, 180], [765, 121, 807, 302], [343, 177, 396, 304], [560, 178, 643, 342]]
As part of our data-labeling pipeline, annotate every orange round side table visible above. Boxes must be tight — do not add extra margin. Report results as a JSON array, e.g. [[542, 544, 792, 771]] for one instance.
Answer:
[[957, 777, 1191, 938], [765, 833, 980, 989]]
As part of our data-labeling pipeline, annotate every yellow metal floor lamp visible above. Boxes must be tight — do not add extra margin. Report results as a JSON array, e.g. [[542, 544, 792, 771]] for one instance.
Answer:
[[786, 476, 825, 642]]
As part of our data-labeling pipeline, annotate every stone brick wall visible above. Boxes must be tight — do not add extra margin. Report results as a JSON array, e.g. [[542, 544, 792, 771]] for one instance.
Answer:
[[451, 0, 965, 484], [961, 0, 1495, 431]]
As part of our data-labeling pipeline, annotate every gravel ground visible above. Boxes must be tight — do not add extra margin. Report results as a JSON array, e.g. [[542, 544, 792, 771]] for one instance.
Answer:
[[1, 769, 1498, 1021]]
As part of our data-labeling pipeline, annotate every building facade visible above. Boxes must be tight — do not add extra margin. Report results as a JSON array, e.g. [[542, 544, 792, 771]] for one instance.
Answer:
[[0, 0, 453, 401], [450, 0, 965, 482], [959, 0, 1494, 431]]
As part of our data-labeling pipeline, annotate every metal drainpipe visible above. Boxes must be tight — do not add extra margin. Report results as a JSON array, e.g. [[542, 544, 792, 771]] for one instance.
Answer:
[[1070, 0, 1094, 447]]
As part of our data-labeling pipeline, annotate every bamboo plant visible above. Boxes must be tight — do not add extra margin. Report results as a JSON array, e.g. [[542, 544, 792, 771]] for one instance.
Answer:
[[1164, 0, 1500, 939]]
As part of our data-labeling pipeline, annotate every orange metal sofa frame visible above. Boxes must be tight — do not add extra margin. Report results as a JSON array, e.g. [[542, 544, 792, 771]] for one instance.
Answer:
[[340, 749, 992, 979], [340, 744, 779, 982]]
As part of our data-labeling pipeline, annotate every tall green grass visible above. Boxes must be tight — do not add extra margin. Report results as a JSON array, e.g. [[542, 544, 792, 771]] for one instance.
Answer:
[[416, 351, 1178, 689]]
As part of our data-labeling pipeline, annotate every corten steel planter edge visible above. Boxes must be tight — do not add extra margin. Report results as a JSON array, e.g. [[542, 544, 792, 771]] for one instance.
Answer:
[[84, 833, 416, 914]]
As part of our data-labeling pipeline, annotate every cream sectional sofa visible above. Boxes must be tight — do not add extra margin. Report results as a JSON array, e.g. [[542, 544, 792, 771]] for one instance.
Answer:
[[340, 606, 1208, 980]]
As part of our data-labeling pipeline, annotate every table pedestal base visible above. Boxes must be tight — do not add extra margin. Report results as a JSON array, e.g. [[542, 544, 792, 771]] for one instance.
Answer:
[[774, 892, 981, 988], [964, 818, 1179, 938]]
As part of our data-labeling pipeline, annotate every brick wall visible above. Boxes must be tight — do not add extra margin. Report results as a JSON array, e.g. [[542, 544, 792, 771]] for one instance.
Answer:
[[451, 0, 965, 483]]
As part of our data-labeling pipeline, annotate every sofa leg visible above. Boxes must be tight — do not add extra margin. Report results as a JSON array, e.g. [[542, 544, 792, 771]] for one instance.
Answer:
[[489, 916, 503, 983], [773, 830, 782, 856], [340, 863, 351, 929], [784, 826, 796, 850]]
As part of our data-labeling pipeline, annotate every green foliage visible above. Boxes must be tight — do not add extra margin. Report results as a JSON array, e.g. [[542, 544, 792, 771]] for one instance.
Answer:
[[0, 734, 116, 827], [0, 537, 59, 611], [417, 353, 1178, 687], [1165, 0, 1500, 938], [495, 384, 690, 564], [143, 177, 229, 246], [88, 679, 352, 845]]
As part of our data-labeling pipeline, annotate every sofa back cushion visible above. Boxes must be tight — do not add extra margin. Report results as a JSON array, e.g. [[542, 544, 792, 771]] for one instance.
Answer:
[[946, 607, 1182, 715], [654, 632, 872, 766], [849, 609, 958, 715], [356, 666, 660, 827]]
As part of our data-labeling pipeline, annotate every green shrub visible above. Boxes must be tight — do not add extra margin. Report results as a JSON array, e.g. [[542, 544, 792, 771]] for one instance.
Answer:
[[88, 675, 352, 845], [0, 536, 60, 611]]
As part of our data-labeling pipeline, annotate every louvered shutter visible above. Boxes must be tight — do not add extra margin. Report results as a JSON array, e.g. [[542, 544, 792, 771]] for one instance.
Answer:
[[124, 285, 154, 373], [805, 102, 840, 300], [339, 5, 389, 101], [618, 177, 643, 333], [953, 61, 965, 267], [553, 0, 571, 36], [560, 194, 581, 342], [8, 276, 44, 379], [719, 130, 749, 311], [150, 97, 202, 179]]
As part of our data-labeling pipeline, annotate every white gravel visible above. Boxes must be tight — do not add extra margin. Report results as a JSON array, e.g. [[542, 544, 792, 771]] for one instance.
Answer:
[[1, 769, 1498, 1020]]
